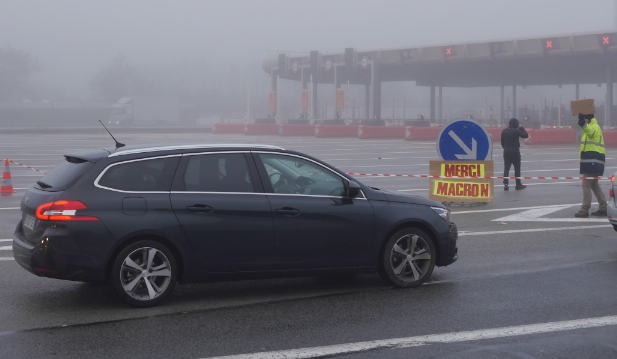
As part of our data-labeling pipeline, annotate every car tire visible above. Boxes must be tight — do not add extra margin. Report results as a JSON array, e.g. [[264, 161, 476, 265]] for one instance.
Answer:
[[379, 228, 436, 288], [110, 240, 177, 308]]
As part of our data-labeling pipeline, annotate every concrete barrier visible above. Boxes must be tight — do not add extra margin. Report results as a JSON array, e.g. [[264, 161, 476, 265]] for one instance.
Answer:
[[213, 123, 245, 134], [486, 127, 505, 140], [279, 124, 315, 136], [603, 130, 617, 147], [524, 129, 576, 144], [244, 124, 280, 135], [314, 125, 358, 137], [358, 125, 405, 139], [405, 126, 442, 141]]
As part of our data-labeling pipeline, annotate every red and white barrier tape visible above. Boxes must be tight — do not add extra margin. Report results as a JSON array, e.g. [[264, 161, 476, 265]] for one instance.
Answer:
[[346, 172, 612, 180], [3, 158, 612, 181], [6, 159, 48, 174]]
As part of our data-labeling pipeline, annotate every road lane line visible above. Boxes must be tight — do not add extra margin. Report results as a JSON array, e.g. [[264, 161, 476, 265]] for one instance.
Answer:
[[0, 207, 20, 210], [452, 204, 580, 214], [0, 239, 12, 242], [202, 315, 617, 359], [0, 246, 11, 251], [0, 258, 14, 261], [458, 224, 611, 236]]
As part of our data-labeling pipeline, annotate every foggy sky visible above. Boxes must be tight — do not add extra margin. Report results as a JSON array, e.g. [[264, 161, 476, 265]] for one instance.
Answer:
[[1, 0, 616, 101]]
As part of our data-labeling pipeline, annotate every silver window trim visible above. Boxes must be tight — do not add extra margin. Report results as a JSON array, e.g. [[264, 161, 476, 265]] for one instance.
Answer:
[[94, 154, 182, 193], [169, 191, 360, 200], [252, 151, 366, 199], [109, 144, 284, 157]]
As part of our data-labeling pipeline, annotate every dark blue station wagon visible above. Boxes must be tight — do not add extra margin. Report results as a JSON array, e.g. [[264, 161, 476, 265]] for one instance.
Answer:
[[13, 144, 458, 307]]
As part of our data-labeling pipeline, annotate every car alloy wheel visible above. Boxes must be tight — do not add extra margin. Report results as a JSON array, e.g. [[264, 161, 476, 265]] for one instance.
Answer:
[[380, 228, 436, 288], [111, 240, 177, 307]]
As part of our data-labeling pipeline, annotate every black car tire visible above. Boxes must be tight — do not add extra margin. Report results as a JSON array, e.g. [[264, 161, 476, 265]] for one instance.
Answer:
[[110, 240, 178, 308], [379, 228, 436, 288]]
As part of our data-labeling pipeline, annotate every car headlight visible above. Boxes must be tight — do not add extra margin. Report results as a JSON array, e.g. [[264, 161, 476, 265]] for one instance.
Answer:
[[431, 206, 450, 221]]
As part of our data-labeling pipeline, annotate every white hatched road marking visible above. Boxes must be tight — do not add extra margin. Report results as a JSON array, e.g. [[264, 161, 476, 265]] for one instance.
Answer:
[[0, 239, 12, 242], [0, 258, 15, 261], [201, 315, 617, 359], [458, 224, 611, 236], [452, 203, 580, 214], [0, 246, 11, 251], [0, 207, 20, 210]]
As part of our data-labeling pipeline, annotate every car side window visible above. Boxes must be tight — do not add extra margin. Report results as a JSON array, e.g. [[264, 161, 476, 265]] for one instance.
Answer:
[[98, 157, 179, 192], [183, 153, 254, 193], [257, 153, 346, 197]]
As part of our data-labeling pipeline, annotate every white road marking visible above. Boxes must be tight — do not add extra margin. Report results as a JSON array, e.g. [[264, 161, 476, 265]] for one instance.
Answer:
[[458, 224, 611, 236], [452, 203, 580, 214], [493, 206, 607, 223], [0, 207, 20, 210], [0, 257, 14, 261], [202, 315, 617, 359], [0, 246, 11, 251], [0, 239, 12, 242]]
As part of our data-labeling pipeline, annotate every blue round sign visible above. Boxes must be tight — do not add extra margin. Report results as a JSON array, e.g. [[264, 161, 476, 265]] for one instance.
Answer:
[[437, 120, 492, 161]]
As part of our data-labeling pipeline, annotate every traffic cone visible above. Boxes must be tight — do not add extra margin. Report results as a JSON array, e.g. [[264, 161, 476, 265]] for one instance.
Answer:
[[1, 159, 16, 193]]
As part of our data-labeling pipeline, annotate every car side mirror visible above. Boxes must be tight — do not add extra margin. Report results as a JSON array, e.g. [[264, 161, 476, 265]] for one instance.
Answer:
[[346, 181, 362, 198]]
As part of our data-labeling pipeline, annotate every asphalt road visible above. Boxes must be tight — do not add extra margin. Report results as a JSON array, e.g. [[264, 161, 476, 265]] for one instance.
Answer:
[[0, 132, 616, 358]]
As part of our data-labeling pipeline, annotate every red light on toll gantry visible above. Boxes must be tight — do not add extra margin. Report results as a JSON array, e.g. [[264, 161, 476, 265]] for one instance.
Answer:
[[603, 36, 610, 44], [546, 41, 553, 48], [446, 48, 452, 55]]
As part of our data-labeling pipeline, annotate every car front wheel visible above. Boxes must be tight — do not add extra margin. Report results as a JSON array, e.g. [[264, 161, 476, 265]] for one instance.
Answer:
[[110, 240, 177, 307], [380, 228, 436, 288]]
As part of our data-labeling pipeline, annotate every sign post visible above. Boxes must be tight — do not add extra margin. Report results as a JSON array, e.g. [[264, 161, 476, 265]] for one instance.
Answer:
[[430, 120, 494, 203]]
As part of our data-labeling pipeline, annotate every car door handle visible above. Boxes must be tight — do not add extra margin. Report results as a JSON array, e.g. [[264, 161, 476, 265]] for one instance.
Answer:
[[186, 205, 214, 213], [275, 207, 301, 217]]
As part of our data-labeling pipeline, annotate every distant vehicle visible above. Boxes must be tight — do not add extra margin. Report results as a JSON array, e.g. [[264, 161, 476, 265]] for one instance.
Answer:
[[109, 97, 179, 126], [13, 144, 459, 307]]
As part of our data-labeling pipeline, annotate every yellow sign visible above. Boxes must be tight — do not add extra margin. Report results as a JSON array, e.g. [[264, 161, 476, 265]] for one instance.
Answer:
[[440, 163, 485, 178], [433, 181, 491, 198], [429, 160, 494, 203]]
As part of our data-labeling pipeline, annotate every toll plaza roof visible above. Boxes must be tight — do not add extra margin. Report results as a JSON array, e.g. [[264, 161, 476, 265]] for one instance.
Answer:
[[263, 29, 617, 87]]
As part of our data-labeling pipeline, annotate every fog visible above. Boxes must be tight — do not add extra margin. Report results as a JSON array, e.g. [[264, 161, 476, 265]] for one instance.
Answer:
[[1, 0, 616, 120]]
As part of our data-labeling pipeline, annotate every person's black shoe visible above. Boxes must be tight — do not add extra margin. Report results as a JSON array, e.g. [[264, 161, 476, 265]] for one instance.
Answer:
[[591, 209, 607, 217], [504, 184, 509, 191], [515, 185, 527, 190]]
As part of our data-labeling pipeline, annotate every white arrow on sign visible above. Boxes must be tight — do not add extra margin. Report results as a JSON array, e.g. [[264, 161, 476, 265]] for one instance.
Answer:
[[449, 130, 477, 160], [493, 205, 607, 223]]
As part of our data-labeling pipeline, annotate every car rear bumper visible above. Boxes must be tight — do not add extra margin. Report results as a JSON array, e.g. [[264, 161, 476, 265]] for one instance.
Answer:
[[13, 221, 107, 282]]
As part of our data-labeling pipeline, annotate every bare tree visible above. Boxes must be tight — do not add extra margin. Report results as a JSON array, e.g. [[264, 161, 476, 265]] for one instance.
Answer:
[[89, 54, 146, 102], [0, 46, 42, 101]]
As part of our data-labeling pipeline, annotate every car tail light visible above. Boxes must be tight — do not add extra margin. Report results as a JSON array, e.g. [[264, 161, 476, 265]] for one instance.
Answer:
[[35, 200, 98, 221], [611, 177, 615, 198]]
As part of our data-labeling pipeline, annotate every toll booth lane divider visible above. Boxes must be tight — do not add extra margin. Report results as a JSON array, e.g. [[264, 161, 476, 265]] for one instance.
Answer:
[[525, 128, 576, 144], [358, 125, 406, 139], [315, 125, 359, 138], [278, 124, 316, 136], [212, 123, 245, 134], [405, 126, 442, 141], [244, 124, 280, 135]]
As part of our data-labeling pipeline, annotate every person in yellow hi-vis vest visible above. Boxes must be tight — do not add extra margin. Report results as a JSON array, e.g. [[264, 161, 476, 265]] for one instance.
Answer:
[[575, 113, 607, 218]]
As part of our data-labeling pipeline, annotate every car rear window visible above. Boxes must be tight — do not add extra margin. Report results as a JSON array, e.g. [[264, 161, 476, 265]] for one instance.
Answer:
[[35, 158, 94, 192], [98, 157, 179, 192]]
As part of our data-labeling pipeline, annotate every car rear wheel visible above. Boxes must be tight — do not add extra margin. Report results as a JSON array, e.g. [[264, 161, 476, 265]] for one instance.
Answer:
[[379, 228, 436, 288], [110, 240, 177, 307]]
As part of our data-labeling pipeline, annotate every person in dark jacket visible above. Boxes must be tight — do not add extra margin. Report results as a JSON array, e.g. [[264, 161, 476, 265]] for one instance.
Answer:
[[501, 118, 529, 190]]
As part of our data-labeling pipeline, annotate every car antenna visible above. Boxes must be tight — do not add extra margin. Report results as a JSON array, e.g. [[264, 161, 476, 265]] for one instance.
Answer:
[[98, 120, 125, 149]]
